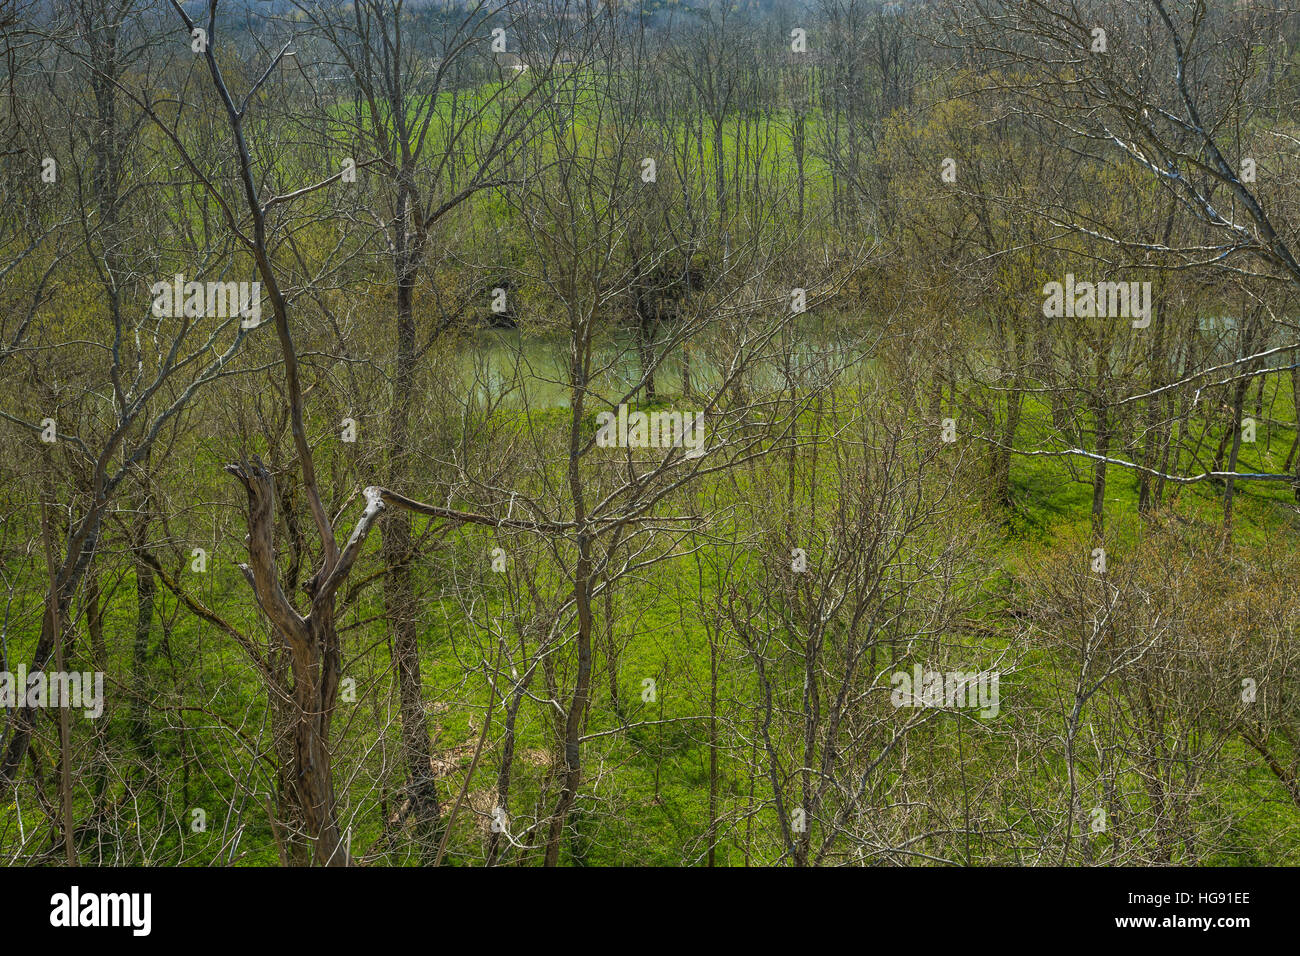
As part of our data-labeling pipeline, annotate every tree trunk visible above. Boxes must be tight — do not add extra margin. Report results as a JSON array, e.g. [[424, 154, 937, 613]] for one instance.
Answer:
[[382, 212, 442, 862]]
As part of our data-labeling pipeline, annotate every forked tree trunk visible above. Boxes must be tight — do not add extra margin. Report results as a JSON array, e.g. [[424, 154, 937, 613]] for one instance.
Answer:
[[227, 461, 386, 866]]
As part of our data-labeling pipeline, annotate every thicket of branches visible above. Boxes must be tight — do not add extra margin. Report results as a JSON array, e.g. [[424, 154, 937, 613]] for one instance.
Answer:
[[0, 0, 1297, 866]]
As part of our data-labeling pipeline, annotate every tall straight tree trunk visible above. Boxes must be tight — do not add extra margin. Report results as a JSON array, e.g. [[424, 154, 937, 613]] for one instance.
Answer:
[[1216, 313, 1260, 527], [545, 369, 596, 867], [544, 558, 593, 867], [1091, 403, 1110, 536], [130, 506, 158, 812], [1138, 287, 1169, 514], [382, 207, 441, 861], [1222, 375, 1251, 531], [707, 628, 719, 867], [42, 497, 76, 865], [995, 388, 1024, 508], [84, 564, 110, 860]]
